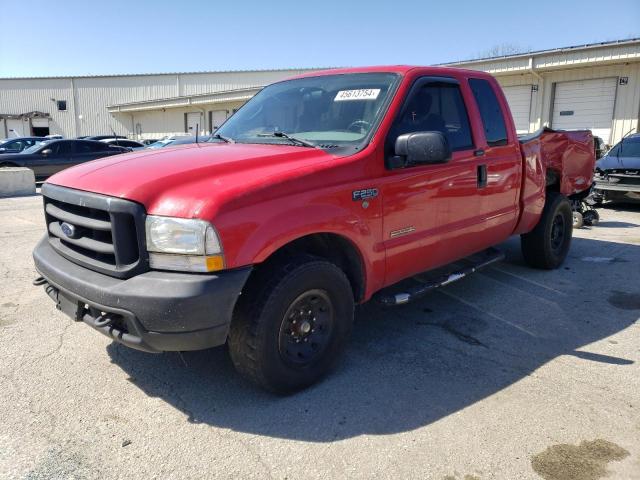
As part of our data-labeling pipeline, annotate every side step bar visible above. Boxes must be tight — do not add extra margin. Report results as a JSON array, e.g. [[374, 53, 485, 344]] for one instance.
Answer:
[[373, 247, 505, 306]]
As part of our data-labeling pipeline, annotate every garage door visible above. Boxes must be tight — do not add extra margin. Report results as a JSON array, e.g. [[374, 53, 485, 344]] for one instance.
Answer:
[[502, 85, 532, 134], [6, 119, 25, 137], [209, 110, 228, 131], [551, 77, 617, 143], [186, 112, 203, 135], [31, 117, 50, 136]]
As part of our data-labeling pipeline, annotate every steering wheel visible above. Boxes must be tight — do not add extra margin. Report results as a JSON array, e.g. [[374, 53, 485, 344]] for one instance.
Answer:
[[347, 120, 372, 133]]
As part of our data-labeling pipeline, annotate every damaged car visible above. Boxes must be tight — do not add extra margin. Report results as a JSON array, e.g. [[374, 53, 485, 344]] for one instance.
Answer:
[[593, 133, 640, 204]]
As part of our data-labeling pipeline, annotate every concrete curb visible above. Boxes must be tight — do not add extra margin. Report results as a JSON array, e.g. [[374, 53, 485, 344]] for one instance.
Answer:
[[0, 167, 36, 197]]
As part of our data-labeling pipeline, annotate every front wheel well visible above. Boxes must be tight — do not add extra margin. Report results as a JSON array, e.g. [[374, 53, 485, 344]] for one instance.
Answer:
[[244, 233, 366, 303]]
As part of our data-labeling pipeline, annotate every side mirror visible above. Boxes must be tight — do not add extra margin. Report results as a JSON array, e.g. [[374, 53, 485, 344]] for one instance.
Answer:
[[391, 131, 451, 168], [41, 149, 52, 156]]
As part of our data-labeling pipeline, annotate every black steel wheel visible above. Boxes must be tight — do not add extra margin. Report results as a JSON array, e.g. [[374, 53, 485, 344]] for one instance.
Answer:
[[228, 256, 354, 394], [278, 290, 334, 366], [551, 213, 567, 252]]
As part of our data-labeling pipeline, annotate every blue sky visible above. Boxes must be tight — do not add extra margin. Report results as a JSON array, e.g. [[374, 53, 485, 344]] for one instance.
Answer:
[[1, 0, 638, 77]]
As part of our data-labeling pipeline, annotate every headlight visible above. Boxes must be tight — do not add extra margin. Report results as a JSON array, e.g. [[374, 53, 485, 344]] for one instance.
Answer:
[[145, 216, 224, 272]]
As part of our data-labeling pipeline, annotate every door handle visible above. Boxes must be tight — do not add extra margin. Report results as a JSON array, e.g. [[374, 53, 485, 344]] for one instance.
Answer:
[[477, 164, 487, 188]]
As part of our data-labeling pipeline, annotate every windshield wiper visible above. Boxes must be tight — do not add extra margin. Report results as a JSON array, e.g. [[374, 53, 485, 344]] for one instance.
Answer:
[[257, 131, 317, 148], [211, 133, 235, 143]]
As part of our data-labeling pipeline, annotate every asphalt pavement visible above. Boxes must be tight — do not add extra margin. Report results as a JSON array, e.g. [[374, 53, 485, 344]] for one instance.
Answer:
[[1, 193, 639, 479]]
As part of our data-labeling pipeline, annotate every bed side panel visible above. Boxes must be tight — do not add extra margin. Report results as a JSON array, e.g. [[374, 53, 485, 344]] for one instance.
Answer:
[[514, 137, 545, 235]]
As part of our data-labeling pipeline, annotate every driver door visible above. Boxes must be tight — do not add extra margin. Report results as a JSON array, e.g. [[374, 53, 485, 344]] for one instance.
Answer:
[[381, 76, 486, 285]]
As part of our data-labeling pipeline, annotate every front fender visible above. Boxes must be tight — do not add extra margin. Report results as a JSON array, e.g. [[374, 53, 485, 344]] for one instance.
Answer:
[[216, 197, 386, 300]]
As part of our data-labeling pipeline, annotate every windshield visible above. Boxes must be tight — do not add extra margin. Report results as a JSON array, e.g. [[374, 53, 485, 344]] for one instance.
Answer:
[[609, 138, 640, 157], [214, 72, 399, 149]]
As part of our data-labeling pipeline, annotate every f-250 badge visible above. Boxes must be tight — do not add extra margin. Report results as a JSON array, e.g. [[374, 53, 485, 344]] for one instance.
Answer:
[[352, 188, 378, 201]]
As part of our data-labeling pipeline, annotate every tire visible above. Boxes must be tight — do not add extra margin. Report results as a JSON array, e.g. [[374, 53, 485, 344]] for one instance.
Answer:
[[521, 192, 573, 269], [228, 256, 354, 394], [583, 209, 600, 226], [572, 211, 584, 229]]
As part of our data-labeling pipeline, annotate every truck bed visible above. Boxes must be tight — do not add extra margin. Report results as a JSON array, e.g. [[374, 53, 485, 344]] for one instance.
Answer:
[[519, 127, 595, 196]]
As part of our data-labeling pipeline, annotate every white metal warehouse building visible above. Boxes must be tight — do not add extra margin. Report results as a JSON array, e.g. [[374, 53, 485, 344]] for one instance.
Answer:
[[1, 38, 639, 145]]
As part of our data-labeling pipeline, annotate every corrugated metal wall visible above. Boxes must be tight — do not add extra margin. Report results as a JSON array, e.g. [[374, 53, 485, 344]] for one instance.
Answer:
[[0, 69, 317, 138], [2, 43, 638, 143], [489, 63, 640, 143], [0, 78, 75, 136]]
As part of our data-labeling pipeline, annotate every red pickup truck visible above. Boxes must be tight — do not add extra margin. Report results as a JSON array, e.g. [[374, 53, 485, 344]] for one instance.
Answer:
[[33, 66, 595, 393]]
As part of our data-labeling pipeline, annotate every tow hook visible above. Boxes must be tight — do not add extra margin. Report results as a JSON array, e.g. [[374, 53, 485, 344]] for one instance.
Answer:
[[94, 313, 116, 328], [32, 276, 47, 286]]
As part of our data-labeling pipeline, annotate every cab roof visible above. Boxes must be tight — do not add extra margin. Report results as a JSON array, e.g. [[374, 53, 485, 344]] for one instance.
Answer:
[[289, 65, 492, 79]]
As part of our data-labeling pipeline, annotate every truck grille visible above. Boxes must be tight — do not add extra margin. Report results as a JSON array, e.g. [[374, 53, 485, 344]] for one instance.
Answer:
[[42, 184, 147, 278]]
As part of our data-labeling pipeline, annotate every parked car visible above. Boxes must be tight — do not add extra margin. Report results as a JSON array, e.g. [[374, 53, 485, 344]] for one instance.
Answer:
[[85, 135, 127, 141], [100, 138, 146, 150], [0, 139, 128, 180], [170, 135, 212, 146], [33, 66, 595, 393], [593, 136, 608, 159], [140, 139, 159, 146], [0, 137, 47, 154], [593, 132, 640, 204], [145, 134, 192, 149]]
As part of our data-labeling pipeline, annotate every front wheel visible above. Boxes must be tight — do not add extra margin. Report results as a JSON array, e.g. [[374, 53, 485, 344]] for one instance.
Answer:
[[521, 192, 573, 269], [228, 257, 354, 394]]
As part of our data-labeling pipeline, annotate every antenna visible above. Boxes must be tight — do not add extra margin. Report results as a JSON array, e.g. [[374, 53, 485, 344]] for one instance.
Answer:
[[195, 123, 199, 144], [110, 126, 120, 148]]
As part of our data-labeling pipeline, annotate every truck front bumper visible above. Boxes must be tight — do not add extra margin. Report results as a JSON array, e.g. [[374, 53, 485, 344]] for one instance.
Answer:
[[33, 236, 251, 353]]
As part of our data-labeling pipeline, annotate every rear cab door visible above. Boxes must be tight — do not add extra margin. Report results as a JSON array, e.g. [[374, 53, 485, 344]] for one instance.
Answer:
[[466, 76, 522, 240]]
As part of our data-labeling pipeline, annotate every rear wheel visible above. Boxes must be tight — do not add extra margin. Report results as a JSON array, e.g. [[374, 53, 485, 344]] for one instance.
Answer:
[[228, 257, 354, 394], [521, 192, 573, 269]]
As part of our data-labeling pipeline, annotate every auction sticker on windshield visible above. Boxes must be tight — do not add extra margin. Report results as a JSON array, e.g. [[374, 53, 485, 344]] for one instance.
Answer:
[[334, 89, 381, 101]]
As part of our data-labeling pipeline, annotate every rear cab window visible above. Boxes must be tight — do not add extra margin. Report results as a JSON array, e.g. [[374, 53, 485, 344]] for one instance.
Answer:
[[468, 78, 508, 146]]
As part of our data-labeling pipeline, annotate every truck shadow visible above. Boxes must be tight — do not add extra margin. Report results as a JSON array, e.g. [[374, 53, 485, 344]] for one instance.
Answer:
[[107, 236, 639, 442]]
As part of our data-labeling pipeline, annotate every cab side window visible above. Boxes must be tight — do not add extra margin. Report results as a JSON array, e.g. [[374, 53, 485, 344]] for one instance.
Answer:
[[388, 80, 473, 155], [49, 141, 73, 156], [469, 78, 508, 146]]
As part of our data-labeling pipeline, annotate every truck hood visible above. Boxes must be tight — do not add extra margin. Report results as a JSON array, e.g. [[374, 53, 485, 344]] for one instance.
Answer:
[[596, 154, 640, 171], [47, 142, 336, 217]]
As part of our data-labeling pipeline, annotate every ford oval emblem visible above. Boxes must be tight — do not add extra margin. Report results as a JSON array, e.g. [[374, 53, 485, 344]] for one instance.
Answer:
[[60, 222, 76, 238]]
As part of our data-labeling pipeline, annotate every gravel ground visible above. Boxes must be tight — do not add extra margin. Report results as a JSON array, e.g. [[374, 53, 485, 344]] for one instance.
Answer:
[[0, 193, 639, 480]]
